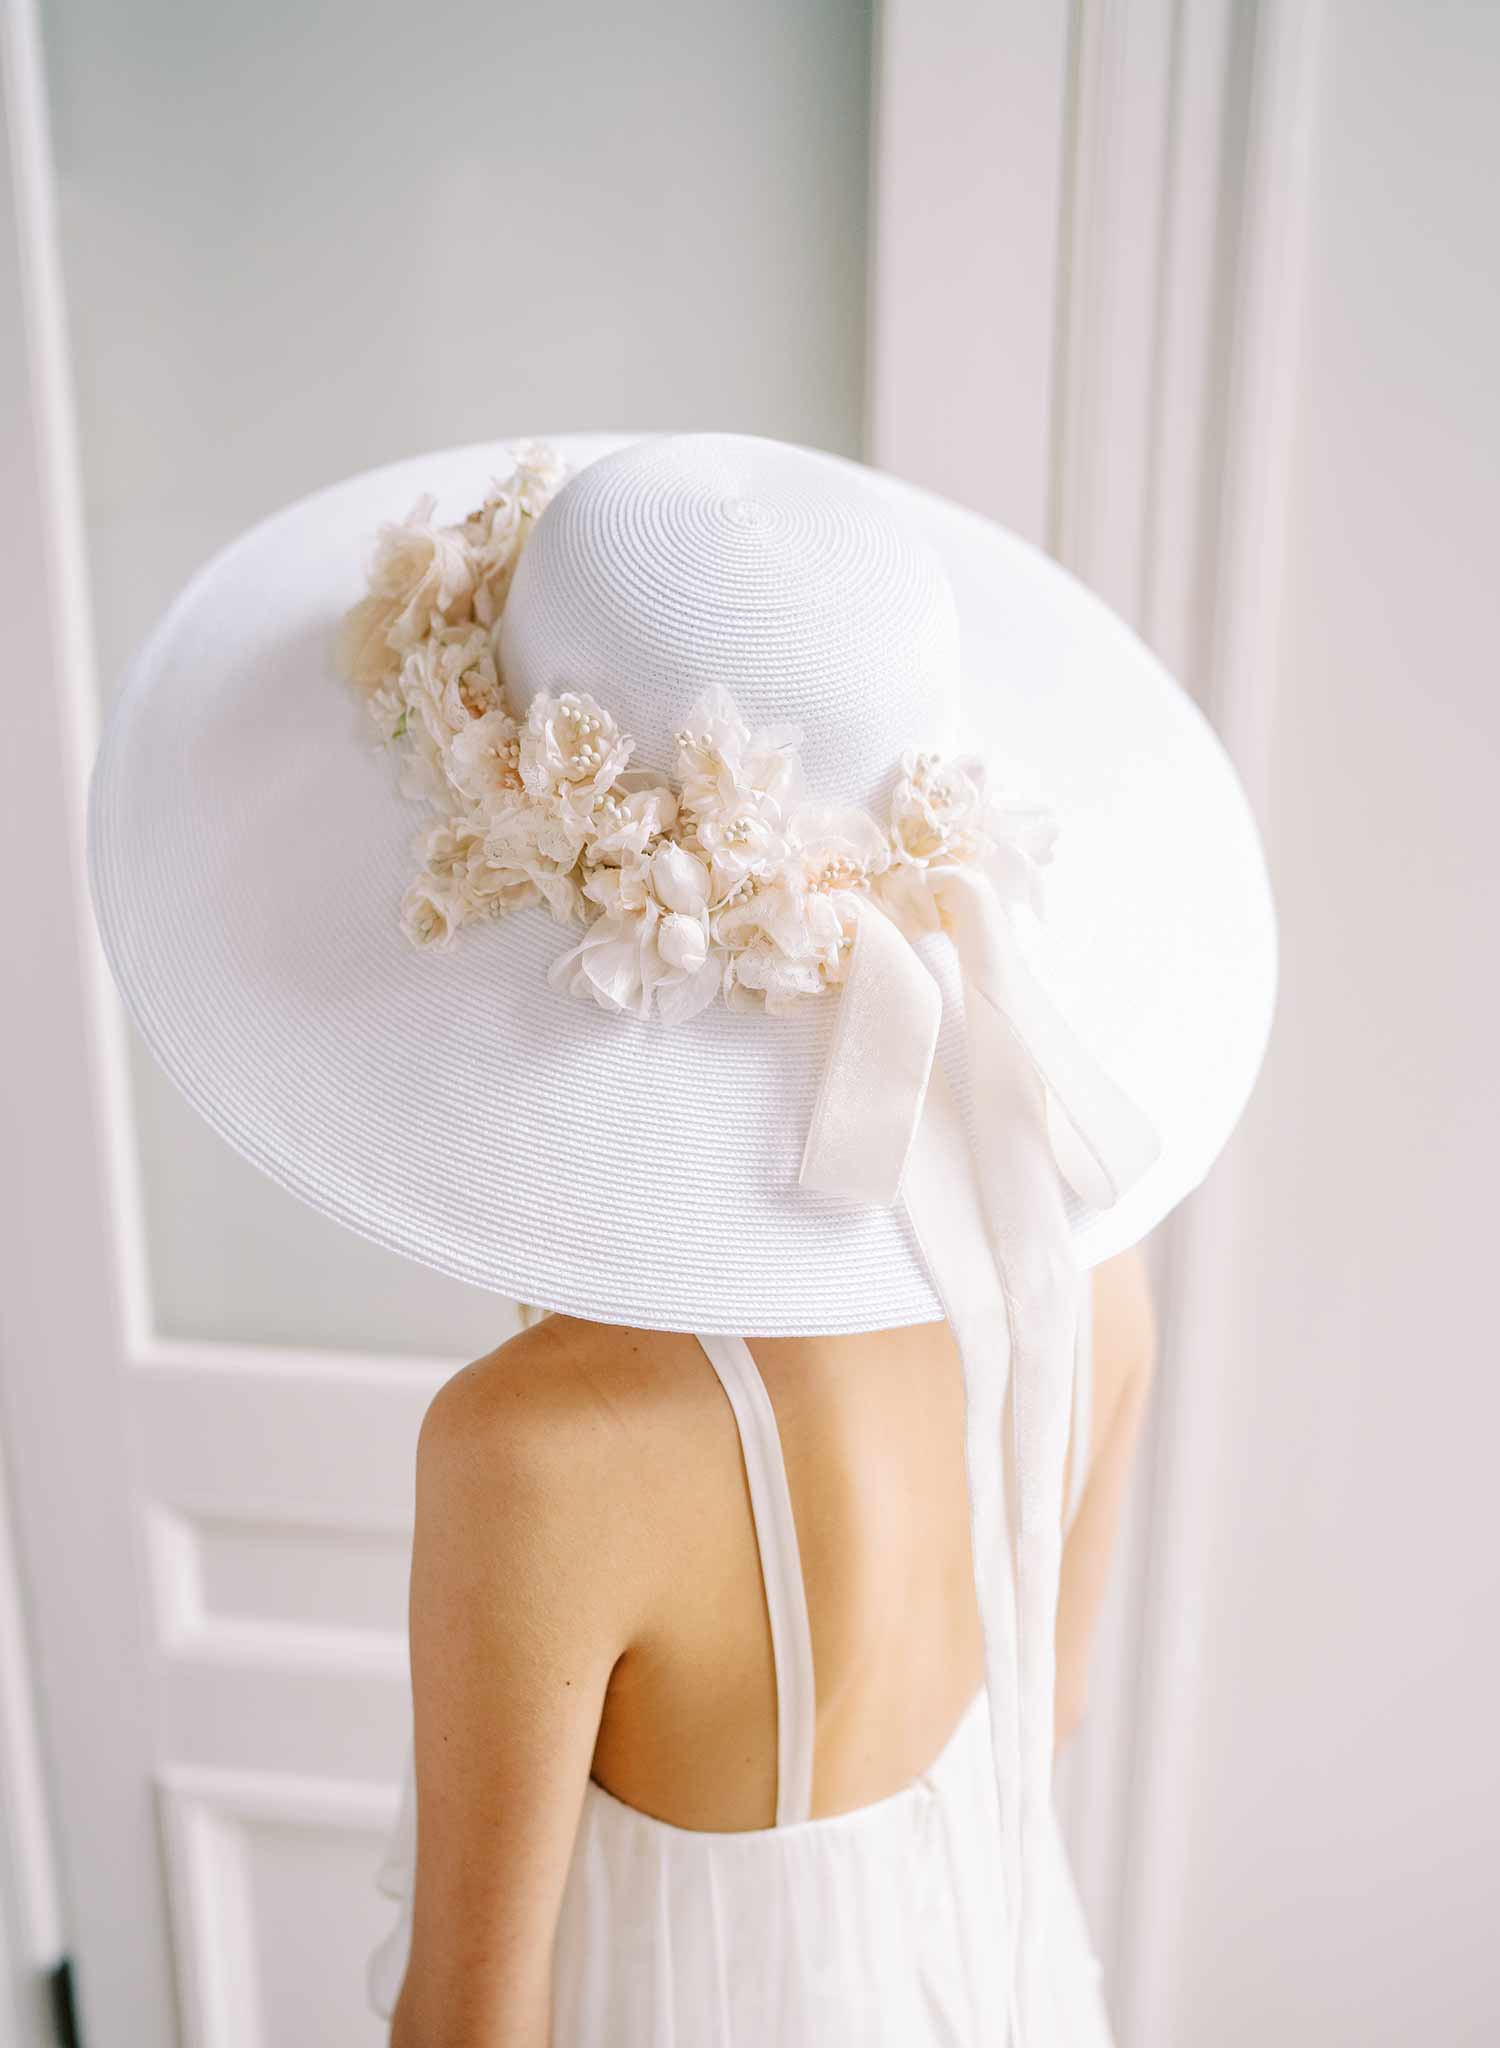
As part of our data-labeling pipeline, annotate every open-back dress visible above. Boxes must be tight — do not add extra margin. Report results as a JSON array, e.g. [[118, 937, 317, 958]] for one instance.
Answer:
[[369, 1307, 1113, 2044]]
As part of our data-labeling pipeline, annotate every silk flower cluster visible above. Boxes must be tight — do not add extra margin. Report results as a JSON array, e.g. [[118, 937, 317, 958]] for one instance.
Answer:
[[337, 442, 1058, 1023]]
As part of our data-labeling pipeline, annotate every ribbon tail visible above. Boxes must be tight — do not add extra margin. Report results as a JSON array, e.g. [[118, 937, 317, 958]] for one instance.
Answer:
[[935, 864, 1161, 1211], [929, 870, 1147, 2042], [800, 865, 1161, 2046], [798, 894, 942, 1205], [963, 951, 1083, 2043], [903, 1005, 1086, 2046], [900, 1058, 1025, 2020]]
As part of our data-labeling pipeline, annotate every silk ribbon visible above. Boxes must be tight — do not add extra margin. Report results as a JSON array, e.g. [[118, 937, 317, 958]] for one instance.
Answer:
[[800, 871, 1159, 2045]]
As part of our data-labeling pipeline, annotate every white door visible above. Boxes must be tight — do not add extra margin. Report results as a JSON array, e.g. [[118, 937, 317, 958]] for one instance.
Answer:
[[0, 0, 878, 2041], [4, 12, 440, 2018]]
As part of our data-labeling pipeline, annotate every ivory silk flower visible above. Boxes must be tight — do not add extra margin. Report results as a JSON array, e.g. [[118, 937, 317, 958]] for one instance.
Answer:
[[520, 691, 635, 823], [336, 441, 1057, 1020], [717, 872, 844, 1013], [447, 707, 524, 806], [675, 685, 807, 890], [457, 485, 525, 629], [398, 873, 464, 951], [787, 801, 892, 894], [415, 816, 487, 889], [713, 804, 886, 1013], [337, 442, 563, 683], [481, 792, 587, 925], [889, 748, 994, 867], [585, 775, 680, 863], [548, 843, 724, 1023], [335, 494, 478, 688], [405, 626, 506, 748], [675, 685, 805, 823]]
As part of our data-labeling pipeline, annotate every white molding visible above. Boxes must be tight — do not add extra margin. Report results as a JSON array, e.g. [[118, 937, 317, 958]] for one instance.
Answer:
[[130, 1335, 458, 1390], [0, 0, 179, 2034], [143, 1506, 202, 1655], [0, 0, 154, 1351], [1051, 6, 1323, 2038], [1136, 0, 1239, 685], [1041, 0, 1243, 2008], [1109, 6, 1323, 2046], [1047, 0, 1180, 619], [131, 1354, 436, 1528], [159, 1769, 398, 2048], [1045, 0, 1245, 677], [867, 0, 1074, 540], [0, 1445, 61, 1977], [160, 1765, 401, 1830], [143, 1509, 408, 1678], [169, 1622, 408, 1686], [1198, 0, 1323, 787], [872, 10, 1320, 2042]]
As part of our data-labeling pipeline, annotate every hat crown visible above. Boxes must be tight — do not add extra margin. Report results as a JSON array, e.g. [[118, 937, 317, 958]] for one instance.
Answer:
[[498, 434, 961, 810]]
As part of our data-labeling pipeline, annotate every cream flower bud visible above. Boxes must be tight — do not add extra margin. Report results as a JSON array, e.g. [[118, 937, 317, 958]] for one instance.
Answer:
[[649, 840, 712, 915], [658, 911, 709, 974], [399, 877, 462, 949]]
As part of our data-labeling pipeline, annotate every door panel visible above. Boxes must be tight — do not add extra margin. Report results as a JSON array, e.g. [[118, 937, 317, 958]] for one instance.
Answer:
[[160, 1770, 395, 2048], [138, 1350, 435, 1785], [9, 1, 875, 2041]]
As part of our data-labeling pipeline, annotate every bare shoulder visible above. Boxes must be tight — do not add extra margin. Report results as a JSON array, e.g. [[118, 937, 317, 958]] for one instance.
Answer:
[[399, 1321, 709, 2040], [415, 1315, 714, 1566], [422, 1313, 713, 1448]]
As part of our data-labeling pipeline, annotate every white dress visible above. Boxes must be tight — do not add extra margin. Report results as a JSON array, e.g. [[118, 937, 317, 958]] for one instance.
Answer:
[[370, 1315, 1113, 2044]]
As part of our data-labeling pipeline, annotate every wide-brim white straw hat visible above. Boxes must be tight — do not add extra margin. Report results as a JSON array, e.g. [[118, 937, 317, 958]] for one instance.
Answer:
[[89, 431, 1274, 2043], [89, 430, 1274, 1334]]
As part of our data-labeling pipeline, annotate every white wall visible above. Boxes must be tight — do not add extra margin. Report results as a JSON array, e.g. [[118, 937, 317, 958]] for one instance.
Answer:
[[1169, 4, 1500, 2040], [42, 0, 872, 1354], [873, 6, 1500, 2040]]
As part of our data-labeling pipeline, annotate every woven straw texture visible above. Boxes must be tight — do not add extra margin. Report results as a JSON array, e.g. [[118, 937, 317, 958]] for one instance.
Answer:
[[88, 432, 1275, 1334]]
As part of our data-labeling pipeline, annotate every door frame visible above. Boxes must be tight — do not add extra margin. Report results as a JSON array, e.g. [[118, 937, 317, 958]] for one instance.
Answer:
[[869, 3, 1321, 2040], [0, 1433, 62, 2048], [1, 0, 180, 2034]]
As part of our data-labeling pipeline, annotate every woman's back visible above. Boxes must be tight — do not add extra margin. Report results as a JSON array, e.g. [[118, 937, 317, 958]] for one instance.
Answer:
[[376, 1267, 1152, 2044], [588, 1316, 988, 1830]]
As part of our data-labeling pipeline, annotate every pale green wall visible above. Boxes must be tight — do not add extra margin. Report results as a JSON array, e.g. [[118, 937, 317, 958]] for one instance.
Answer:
[[45, 0, 872, 1351]]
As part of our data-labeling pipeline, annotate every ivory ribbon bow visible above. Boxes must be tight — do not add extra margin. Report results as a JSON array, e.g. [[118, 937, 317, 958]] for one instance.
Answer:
[[800, 868, 1160, 2046]]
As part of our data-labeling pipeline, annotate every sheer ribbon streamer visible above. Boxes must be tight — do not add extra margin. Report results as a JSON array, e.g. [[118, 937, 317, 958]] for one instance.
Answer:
[[800, 873, 1159, 2045]]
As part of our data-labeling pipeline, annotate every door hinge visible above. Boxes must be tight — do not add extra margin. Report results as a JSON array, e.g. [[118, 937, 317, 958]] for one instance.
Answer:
[[47, 1958, 81, 2048]]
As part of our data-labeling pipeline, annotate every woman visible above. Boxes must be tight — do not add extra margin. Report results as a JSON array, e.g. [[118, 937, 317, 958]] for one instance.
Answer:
[[89, 432, 1274, 2044], [389, 1261, 1156, 2046]]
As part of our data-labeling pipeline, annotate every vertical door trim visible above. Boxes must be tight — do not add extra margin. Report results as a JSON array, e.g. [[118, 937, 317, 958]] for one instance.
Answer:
[[0, 0, 178, 2036], [869, 5, 1322, 2042], [0, 1447, 59, 2046], [1113, 4, 1322, 2043], [866, 0, 1074, 541]]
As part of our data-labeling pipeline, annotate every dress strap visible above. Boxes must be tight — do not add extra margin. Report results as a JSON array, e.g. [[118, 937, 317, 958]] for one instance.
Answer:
[[694, 1333, 817, 1826]]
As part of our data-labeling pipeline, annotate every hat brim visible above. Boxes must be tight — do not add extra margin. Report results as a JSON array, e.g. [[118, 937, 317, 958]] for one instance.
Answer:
[[88, 433, 1275, 1335]]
